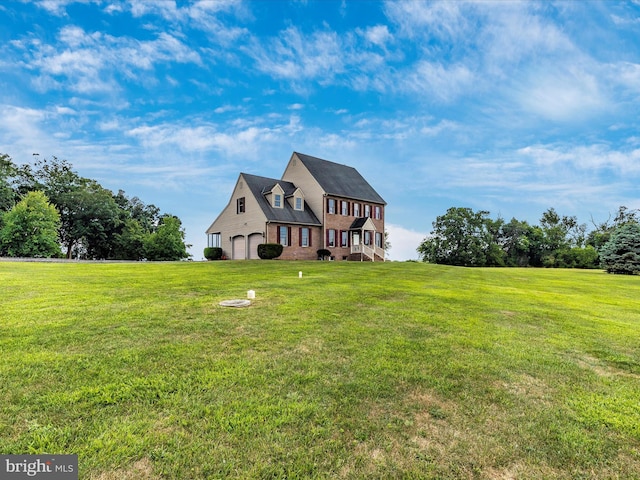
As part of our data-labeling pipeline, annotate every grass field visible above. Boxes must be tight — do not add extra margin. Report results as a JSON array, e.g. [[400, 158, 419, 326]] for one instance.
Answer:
[[1, 260, 639, 479]]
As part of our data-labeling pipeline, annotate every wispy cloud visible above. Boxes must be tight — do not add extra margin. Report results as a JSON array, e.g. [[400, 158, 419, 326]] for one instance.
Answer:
[[24, 25, 201, 95], [247, 26, 345, 86], [518, 143, 640, 174]]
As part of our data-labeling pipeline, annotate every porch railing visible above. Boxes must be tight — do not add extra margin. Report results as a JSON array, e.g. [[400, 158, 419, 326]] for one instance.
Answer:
[[350, 244, 385, 261]]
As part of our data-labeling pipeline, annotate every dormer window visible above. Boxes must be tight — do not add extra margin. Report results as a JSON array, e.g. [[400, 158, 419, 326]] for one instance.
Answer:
[[270, 183, 285, 208], [290, 187, 305, 211]]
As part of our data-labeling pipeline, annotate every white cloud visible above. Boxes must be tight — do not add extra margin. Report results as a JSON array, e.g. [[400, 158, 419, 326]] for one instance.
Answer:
[[36, 0, 82, 16], [126, 119, 285, 158], [361, 25, 391, 48], [26, 25, 201, 95], [384, 1, 468, 42], [478, 3, 575, 70], [518, 143, 640, 174], [247, 26, 345, 88], [516, 67, 605, 121], [607, 62, 640, 92], [402, 61, 474, 101], [386, 223, 425, 261]]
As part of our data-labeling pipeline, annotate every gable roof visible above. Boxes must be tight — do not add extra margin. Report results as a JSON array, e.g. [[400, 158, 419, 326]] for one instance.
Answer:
[[242, 173, 321, 226], [294, 152, 386, 205], [350, 217, 377, 230]]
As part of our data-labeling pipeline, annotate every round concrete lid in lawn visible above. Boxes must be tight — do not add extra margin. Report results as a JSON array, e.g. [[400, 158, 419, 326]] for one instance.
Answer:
[[219, 299, 251, 307]]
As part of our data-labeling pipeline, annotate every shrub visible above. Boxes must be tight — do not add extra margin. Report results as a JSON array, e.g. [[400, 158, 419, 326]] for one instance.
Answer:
[[317, 249, 331, 260], [257, 243, 283, 259], [204, 247, 223, 260]]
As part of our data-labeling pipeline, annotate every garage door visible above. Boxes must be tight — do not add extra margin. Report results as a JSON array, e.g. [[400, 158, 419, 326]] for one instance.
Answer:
[[232, 235, 245, 260], [248, 233, 262, 259]]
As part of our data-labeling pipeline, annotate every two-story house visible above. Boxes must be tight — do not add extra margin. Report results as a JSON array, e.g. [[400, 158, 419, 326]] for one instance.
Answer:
[[206, 152, 386, 261]]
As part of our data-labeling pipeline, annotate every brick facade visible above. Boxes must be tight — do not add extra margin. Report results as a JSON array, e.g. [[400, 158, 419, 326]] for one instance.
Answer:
[[267, 224, 322, 260]]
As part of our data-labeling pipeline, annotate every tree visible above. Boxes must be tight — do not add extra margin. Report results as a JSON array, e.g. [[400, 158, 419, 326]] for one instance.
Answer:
[[0, 153, 19, 214], [417, 207, 498, 266], [538, 208, 587, 267], [588, 206, 640, 252], [599, 223, 640, 275], [114, 190, 160, 233], [112, 218, 147, 260], [27, 158, 121, 258], [384, 229, 391, 258], [0, 191, 61, 258], [144, 215, 190, 261], [500, 218, 533, 266]]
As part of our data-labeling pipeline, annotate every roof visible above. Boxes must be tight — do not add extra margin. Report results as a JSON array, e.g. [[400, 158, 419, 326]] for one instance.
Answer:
[[242, 173, 322, 226], [294, 152, 386, 205]]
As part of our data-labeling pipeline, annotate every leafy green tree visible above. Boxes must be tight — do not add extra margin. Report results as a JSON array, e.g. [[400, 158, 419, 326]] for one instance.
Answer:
[[484, 216, 506, 266], [27, 158, 121, 258], [587, 206, 640, 252], [0, 153, 19, 214], [112, 218, 147, 260], [114, 190, 160, 233], [417, 207, 498, 266], [539, 208, 586, 267], [599, 223, 640, 275], [384, 229, 391, 257], [144, 215, 190, 261], [111, 190, 163, 259], [500, 218, 533, 266], [0, 191, 61, 258]]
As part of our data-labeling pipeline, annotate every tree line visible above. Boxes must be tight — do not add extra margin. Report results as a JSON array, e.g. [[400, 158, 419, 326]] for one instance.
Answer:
[[0, 153, 190, 260], [417, 206, 640, 274]]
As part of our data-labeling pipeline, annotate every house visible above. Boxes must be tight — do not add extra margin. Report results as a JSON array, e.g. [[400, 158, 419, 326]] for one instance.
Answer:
[[206, 152, 386, 261]]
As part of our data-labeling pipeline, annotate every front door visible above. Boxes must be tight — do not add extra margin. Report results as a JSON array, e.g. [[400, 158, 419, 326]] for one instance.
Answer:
[[352, 232, 360, 246]]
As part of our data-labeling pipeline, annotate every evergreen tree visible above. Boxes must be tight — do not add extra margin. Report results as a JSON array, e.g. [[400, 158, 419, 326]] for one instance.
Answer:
[[599, 223, 640, 275]]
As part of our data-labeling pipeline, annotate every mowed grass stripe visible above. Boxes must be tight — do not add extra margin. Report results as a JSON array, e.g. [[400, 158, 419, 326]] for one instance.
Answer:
[[1, 261, 639, 479]]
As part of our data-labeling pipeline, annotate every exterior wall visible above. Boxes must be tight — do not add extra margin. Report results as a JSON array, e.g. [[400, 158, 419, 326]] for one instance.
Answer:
[[281, 153, 325, 222], [266, 223, 322, 260], [205, 174, 267, 259], [323, 195, 385, 260]]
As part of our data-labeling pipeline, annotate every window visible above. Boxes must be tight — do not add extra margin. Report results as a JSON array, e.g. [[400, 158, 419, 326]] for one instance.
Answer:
[[327, 229, 336, 247], [208, 233, 221, 247], [327, 198, 336, 214], [278, 226, 290, 246], [341, 200, 349, 216], [295, 197, 303, 210], [340, 230, 349, 247], [300, 227, 311, 247], [364, 204, 371, 217], [375, 232, 383, 248], [236, 197, 245, 214], [274, 194, 282, 208], [353, 203, 360, 217], [374, 206, 381, 220], [364, 231, 371, 245]]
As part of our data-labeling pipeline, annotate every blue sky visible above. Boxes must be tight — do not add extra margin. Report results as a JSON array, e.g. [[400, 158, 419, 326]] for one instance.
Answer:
[[1, 1, 639, 260]]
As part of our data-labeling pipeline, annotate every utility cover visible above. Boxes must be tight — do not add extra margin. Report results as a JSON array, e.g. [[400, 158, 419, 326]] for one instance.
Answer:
[[219, 299, 251, 307]]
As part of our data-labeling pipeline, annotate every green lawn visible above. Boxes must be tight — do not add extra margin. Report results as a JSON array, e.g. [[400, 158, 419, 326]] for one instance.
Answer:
[[1, 261, 639, 479]]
